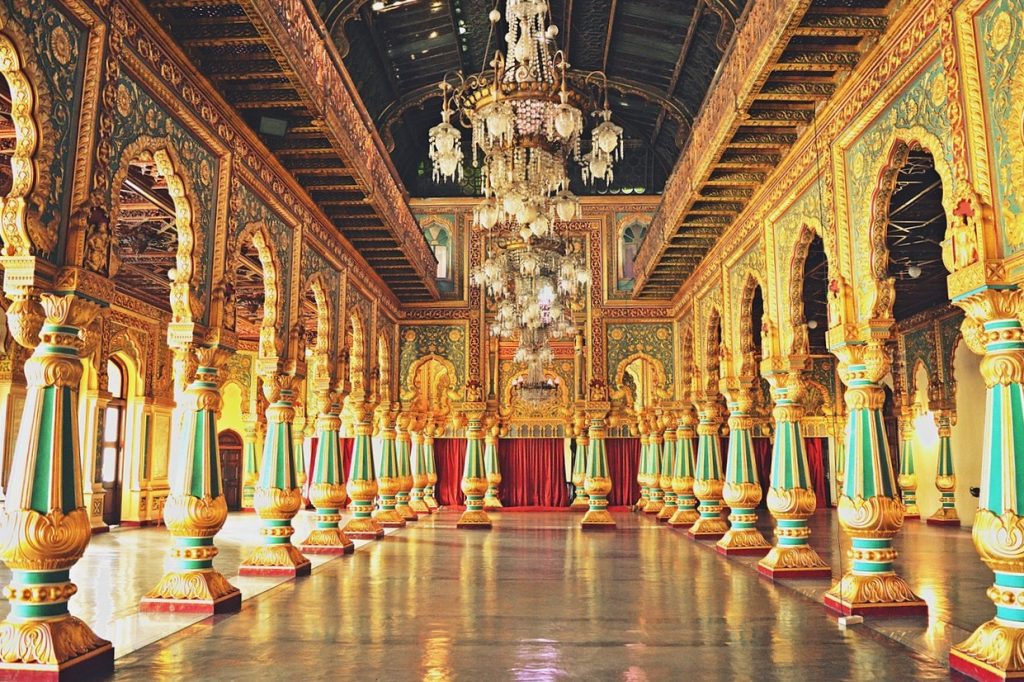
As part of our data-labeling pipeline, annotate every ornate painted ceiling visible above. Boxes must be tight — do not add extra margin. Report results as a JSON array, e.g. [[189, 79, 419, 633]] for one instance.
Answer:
[[322, 0, 747, 197]]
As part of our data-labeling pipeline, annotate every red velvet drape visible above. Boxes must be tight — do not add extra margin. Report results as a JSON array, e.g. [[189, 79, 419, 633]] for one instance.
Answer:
[[497, 438, 568, 507], [805, 437, 828, 508], [605, 438, 641, 507], [433, 438, 467, 506]]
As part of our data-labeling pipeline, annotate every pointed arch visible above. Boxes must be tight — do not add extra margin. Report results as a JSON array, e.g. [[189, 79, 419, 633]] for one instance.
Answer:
[[377, 330, 392, 403], [347, 307, 366, 394], [110, 138, 198, 324], [862, 132, 956, 323], [235, 220, 283, 361], [737, 271, 766, 366], [0, 21, 57, 256]]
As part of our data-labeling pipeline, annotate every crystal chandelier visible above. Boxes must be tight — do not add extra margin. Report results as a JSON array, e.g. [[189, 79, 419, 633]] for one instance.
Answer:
[[430, 0, 621, 368], [512, 358, 562, 405]]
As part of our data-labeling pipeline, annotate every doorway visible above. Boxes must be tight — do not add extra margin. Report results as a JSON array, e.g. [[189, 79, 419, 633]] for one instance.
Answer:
[[101, 358, 127, 526], [219, 430, 243, 511]]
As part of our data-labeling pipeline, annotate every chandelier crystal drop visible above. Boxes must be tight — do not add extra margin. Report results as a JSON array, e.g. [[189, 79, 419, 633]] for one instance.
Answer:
[[430, 0, 622, 371]]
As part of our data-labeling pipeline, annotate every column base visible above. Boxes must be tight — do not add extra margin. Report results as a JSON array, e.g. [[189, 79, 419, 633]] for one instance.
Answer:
[[757, 546, 831, 580], [372, 508, 407, 528], [570, 497, 590, 510], [239, 544, 312, 577], [90, 524, 110, 535], [483, 497, 503, 510], [0, 616, 113, 681], [457, 509, 492, 528], [409, 499, 430, 515], [687, 515, 728, 540], [299, 528, 355, 554], [343, 516, 385, 539], [716, 527, 772, 556], [397, 504, 418, 521], [581, 509, 616, 529], [141, 569, 242, 614], [643, 500, 664, 514], [823, 572, 928, 618], [927, 507, 961, 526], [668, 508, 699, 527], [657, 505, 676, 522], [950, 620, 1024, 681], [904, 503, 920, 519], [424, 498, 439, 512]]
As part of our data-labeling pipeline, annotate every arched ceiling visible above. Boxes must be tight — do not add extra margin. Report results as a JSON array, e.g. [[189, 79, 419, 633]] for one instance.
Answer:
[[318, 0, 746, 196]]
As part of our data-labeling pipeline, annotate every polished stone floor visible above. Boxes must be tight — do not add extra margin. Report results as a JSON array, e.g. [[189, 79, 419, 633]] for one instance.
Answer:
[[110, 512, 952, 680]]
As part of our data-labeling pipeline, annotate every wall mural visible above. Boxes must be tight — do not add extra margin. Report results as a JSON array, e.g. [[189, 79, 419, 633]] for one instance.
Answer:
[[398, 324, 468, 396], [606, 322, 675, 398]]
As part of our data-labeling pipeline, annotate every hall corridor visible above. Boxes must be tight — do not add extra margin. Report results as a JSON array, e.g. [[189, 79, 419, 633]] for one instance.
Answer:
[[112, 513, 947, 680]]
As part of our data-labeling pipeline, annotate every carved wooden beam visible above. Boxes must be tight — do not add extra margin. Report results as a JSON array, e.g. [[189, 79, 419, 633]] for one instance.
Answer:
[[240, 0, 441, 300], [632, 0, 812, 295]]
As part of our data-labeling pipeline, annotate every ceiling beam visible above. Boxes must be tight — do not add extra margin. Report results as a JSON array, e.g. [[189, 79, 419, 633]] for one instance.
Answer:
[[651, 0, 703, 144], [601, 0, 619, 73]]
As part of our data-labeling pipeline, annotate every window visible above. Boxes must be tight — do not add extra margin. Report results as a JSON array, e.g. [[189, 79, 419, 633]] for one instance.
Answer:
[[619, 221, 648, 283]]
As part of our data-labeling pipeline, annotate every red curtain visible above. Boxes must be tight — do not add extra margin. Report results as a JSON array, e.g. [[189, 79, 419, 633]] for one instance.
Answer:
[[340, 438, 355, 482], [753, 438, 772, 504], [433, 438, 467, 506], [497, 439, 568, 507], [605, 438, 641, 507], [805, 437, 828, 508]]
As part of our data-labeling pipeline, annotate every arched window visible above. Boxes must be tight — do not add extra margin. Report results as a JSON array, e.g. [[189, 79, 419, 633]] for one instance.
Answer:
[[422, 222, 452, 281], [619, 220, 648, 284], [101, 358, 128, 525]]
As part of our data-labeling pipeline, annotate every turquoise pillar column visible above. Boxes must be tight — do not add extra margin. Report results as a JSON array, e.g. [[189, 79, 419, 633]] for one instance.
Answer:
[[344, 400, 384, 539], [0, 294, 114, 678], [143, 345, 242, 612], [423, 421, 439, 511], [717, 385, 770, 555], [758, 369, 830, 580], [824, 342, 925, 617], [240, 373, 311, 577], [928, 409, 959, 526], [635, 428, 651, 511], [581, 401, 615, 529], [483, 423, 503, 510], [241, 417, 261, 511], [408, 423, 430, 515], [689, 396, 727, 540], [299, 387, 354, 554], [395, 414, 417, 521], [374, 406, 406, 527], [657, 419, 678, 522], [458, 403, 491, 528], [950, 290, 1024, 678], [669, 409, 699, 527], [571, 418, 590, 510], [644, 423, 664, 515], [897, 413, 920, 519]]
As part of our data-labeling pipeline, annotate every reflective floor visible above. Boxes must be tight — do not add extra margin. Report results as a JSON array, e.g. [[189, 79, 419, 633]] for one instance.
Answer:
[[112, 512, 950, 680]]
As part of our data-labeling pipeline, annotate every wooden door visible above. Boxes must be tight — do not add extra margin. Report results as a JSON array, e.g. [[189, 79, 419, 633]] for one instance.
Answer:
[[219, 430, 243, 511], [101, 404, 124, 526]]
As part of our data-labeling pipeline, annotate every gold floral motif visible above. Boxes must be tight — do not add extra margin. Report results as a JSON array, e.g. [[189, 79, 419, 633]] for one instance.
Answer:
[[301, 528, 354, 549], [308, 482, 347, 510], [693, 478, 724, 500], [723, 481, 762, 508], [253, 486, 302, 520], [837, 495, 905, 537], [242, 544, 309, 568], [825, 572, 925, 607], [162, 494, 228, 538], [0, 616, 110, 666], [584, 475, 612, 498], [0, 508, 90, 571], [766, 486, 816, 518], [718, 527, 771, 550], [952, 619, 1024, 676], [3, 583, 77, 604], [759, 545, 829, 571], [144, 569, 239, 602], [347, 477, 379, 503], [972, 509, 1024, 573], [668, 507, 700, 526]]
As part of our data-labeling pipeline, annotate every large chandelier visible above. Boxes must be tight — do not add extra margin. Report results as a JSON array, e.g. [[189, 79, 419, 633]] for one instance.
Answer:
[[429, 0, 623, 368]]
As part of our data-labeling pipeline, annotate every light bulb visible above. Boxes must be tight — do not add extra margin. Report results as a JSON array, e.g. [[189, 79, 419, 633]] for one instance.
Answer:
[[907, 264, 922, 279]]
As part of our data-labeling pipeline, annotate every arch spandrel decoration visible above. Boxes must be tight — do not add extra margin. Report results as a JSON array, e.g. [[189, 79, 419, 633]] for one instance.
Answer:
[[839, 57, 957, 326], [235, 220, 284, 364], [300, 270, 333, 389], [377, 331, 392, 404], [347, 307, 366, 396], [106, 72, 217, 321], [678, 321, 696, 403], [694, 283, 725, 397], [107, 139, 199, 326], [726, 243, 766, 378], [0, 6, 79, 259]]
